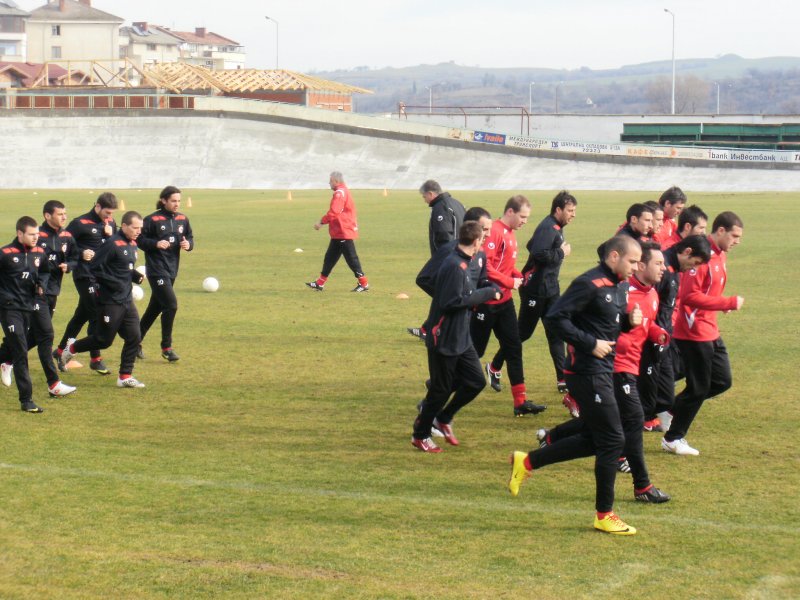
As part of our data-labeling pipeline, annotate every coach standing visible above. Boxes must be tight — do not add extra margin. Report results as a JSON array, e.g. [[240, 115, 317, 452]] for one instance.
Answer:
[[306, 172, 370, 292], [137, 186, 193, 362]]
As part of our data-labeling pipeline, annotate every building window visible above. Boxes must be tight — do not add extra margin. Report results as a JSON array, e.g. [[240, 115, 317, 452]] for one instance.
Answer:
[[51, 46, 62, 59], [52, 25, 61, 36], [147, 43, 157, 51]]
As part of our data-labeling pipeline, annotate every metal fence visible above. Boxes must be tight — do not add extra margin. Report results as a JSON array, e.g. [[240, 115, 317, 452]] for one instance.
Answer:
[[0, 92, 195, 110]]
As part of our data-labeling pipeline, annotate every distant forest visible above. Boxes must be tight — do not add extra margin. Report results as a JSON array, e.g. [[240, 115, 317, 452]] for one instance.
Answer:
[[313, 55, 800, 115]]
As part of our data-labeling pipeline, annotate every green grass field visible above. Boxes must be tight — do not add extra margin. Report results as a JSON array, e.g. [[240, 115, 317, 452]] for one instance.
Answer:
[[0, 188, 798, 599]]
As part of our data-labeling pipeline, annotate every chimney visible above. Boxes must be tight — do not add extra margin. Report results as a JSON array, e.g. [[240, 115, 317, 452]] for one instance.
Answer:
[[133, 21, 148, 32], [78, 0, 92, 6], [59, 0, 65, 11], [195, 27, 206, 37]]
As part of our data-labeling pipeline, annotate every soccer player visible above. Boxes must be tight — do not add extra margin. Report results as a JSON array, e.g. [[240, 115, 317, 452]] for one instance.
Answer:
[[488, 191, 576, 395], [412, 221, 501, 452], [644, 200, 664, 239], [0, 217, 75, 412], [508, 235, 644, 535], [617, 203, 654, 241], [408, 179, 466, 340], [653, 186, 687, 245], [305, 172, 369, 292], [61, 211, 147, 389], [54, 192, 118, 374], [137, 186, 194, 362], [662, 212, 744, 456], [472, 195, 545, 417], [638, 235, 711, 432], [38, 200, 80, 316], [660, 204, 708, 250]]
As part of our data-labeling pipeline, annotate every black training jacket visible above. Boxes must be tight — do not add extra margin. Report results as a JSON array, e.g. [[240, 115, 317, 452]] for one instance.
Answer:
[[38, 222, 80, 297], [428, 192, 466, 256], [654, 247, 681, 333], [520, 214, 567, 298], [0, 238, 45, 311], [90, 231, 144, 305], [66, 209, 117, 281], [544, 262, 632, 375], [137, 208, 194, 279]]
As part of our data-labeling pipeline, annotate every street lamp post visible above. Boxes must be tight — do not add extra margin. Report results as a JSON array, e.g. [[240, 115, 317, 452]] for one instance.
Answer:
[[529, 81, 535, 114], [265, 16, 279, 69], [715, 81, 720, 115], [664, 8, 676, 115], [555, 81, 564, 114], [425, 84, 439, 113]]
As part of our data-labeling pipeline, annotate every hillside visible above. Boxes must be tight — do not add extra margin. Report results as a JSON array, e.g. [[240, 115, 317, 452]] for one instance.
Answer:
[[313, 55, 800, 115]]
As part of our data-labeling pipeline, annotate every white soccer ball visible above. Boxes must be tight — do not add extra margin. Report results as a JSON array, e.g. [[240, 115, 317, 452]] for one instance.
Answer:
[[202, 277, 220, 293], [136, 265, 147, 276], [132, 285, 145, 301]]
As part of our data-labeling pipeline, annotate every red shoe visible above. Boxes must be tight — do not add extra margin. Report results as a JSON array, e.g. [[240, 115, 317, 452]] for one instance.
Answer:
[[433, 418, 459, 446], [411, 437, 442, 453], [643, 418, 662, 432], [562, 393, 580, 418]]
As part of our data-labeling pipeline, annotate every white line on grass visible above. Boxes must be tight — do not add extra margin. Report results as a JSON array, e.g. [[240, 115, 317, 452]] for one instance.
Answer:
[[2, 461, 796, 535]]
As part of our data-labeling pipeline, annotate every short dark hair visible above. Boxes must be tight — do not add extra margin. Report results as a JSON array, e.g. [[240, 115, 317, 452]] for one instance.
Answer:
[[673, 234, 711, 263], [96, 192, 118, 210], [504, 194, 530, 213], [458, 221, 484, 245], [626, 203, 654, 222], [419, 180, 442, 195], [464, 207, 491, 222], [16, 216, 38, 232], [121, 211, 142, 226], [643, 200, 663, 215], [712, 211, 743, 232], [602, 235, 639, 260], [158, 185, 181, 209], [659, 186, 687, 207], [639, 241, 663, 264], [550, 190, 577, 215], [678, 204, 708, 233], [43, 200, 65, 215]]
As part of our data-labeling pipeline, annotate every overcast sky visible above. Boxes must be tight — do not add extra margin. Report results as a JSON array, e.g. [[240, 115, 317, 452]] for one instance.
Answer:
[[15, 0, 800, 72]]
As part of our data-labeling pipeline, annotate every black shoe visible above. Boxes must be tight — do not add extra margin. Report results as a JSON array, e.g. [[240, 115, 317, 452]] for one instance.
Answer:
[[485, 363, 502, 392], [536, 428, 550, 448], [514, 401, 547, 417], [617, 457, 631, 473], [635, 486, 671, 503], [53, 349, 67, 372], [352, 283, 370, 292], [424, 379, 431, 390], [161, 349, 180, 362], [136, 345, 145, 360], [90, 360, 111, 375], [557, 380, 568, 394], [305, 281, 324, 291], [21, 400, 44, 413], [407, 327, 426, 340]]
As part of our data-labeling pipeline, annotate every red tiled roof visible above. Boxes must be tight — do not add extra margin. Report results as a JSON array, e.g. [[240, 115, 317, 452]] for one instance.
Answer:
[[155, 27, 239, 46]]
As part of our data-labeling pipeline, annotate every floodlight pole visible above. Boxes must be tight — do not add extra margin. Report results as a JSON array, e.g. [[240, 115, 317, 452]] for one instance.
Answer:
[[265, 16, 279, 69], [715, 81, 720, 114], [425, 84, 438, 113], [529, 81, 535, 114], [664, 8, 676, 115]]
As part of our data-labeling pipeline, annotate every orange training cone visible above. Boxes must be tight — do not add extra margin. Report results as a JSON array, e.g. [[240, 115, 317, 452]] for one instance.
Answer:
[[287, 191, 293, 201], [66, 360, 83, 369], [187, 196, 193, 208], [119, 199, 126, 210], [382, 188, 388, 197]]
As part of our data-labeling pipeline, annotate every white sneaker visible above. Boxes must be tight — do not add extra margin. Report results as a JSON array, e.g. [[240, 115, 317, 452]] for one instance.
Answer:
[[61, 338, 77, 365], [116, 376, 145, 388], [1, 362, 12, 387], [661, 437, 700, 456], [657, 411, 673, 433], [49, 381, 77, 397]]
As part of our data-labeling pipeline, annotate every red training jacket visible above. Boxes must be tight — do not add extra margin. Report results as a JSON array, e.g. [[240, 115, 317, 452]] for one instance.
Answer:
[[483, 219, 522, 305], [673, 237, 738, 342], [654, 217, 677, 245], [614, 276, 669, 375], [321, 183, 359, 240]]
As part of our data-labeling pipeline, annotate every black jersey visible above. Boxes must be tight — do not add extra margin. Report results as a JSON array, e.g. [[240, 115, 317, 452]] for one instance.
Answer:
[[138, 209, 194, 279], [38, 222, 80, 297], [520, 214, 567, 298], [654, 247, 681, 333], [0, 238, 45, 311], [66, 209, 117, 281], [544, 262, 631, 375], [90, 231, 144, 305], [428, 192, 466, 256]]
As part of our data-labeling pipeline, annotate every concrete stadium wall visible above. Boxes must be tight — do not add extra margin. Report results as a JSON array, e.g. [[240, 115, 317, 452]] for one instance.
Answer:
[[1, 96, 799, 191]]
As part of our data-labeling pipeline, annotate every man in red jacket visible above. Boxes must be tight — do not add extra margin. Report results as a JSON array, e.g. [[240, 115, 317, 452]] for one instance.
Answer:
[[662, 211, 744, 456], [653, 186, 687, 246], [306, 172, 370, 292]]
